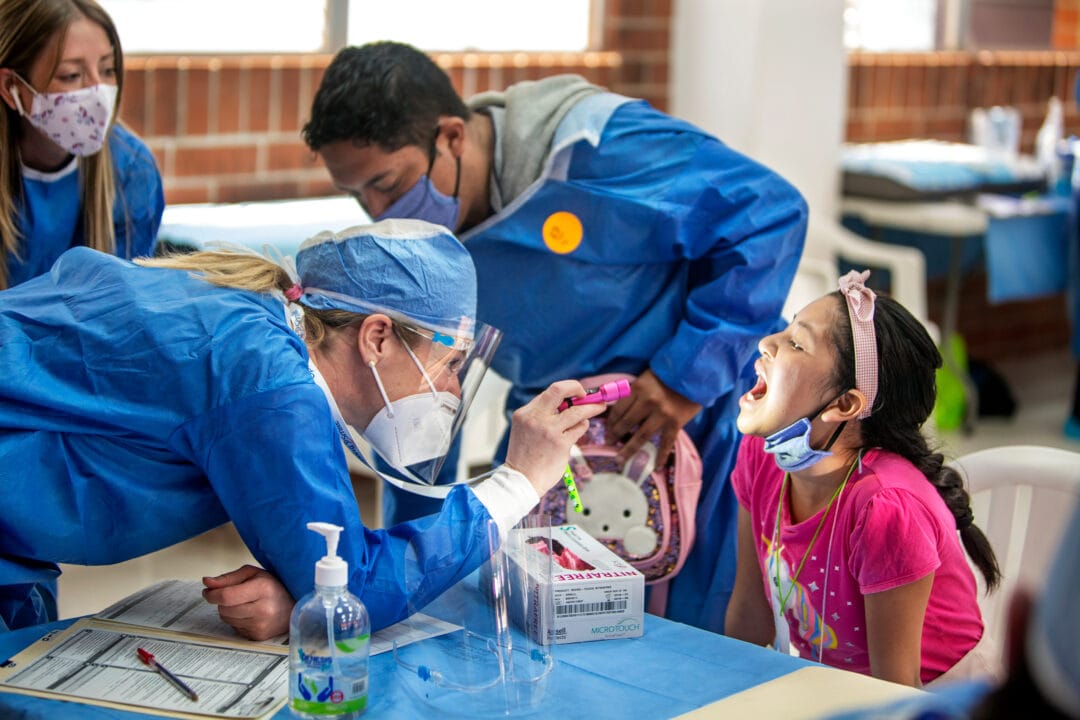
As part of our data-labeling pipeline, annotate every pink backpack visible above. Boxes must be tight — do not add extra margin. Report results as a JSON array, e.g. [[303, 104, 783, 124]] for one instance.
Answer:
[[536, 374, 703, 616]]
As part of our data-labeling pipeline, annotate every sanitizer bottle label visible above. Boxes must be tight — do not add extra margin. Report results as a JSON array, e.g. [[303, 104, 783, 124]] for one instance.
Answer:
[[291, 635, 370, 716]]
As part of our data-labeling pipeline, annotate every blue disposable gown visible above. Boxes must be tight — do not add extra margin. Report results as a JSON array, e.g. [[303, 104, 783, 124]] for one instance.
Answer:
[[6, 124, 164, 288], [0, 249, 494, 632], [462, 95, 808, 632]]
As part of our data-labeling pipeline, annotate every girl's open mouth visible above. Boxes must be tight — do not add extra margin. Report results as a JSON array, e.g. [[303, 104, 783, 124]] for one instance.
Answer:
[[749, 374, 767, 400], [741, 369, 768, 407]]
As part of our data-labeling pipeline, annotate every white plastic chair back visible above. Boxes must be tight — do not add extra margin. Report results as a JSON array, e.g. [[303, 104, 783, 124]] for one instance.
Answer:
[[784, 216, 931, 338], [948, 445, 1080, 663]]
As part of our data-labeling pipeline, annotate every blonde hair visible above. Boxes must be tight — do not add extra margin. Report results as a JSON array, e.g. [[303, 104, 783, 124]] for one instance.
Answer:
[[137, 250, 367, 347], [0, 0, 127, 290]]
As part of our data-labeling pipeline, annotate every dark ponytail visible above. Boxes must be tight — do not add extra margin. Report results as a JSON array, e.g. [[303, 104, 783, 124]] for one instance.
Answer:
[[828, 293, 1001, 592]]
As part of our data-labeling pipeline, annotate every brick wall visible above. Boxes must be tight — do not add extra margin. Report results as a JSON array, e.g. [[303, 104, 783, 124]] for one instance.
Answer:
[[1055, 0, 1080, 47], [847, 50, 1080, 153], [119, 1, 672, 205], [125, 13, 1079, 207], [117, 1, 1070, 360], [844, 2, 1079, 360], [846, 50, 1076, 359]]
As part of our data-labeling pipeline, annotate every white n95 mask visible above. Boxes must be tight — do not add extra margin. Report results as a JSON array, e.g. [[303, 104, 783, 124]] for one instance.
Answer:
[[362, 331, 463, 474], [11, 75, 116, 157], [364, 390, 460, 472]]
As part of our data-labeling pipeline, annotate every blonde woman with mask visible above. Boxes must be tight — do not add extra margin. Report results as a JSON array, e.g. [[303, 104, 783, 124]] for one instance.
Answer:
[[0, 0, 163, 289], [0, 220, 603, 640]]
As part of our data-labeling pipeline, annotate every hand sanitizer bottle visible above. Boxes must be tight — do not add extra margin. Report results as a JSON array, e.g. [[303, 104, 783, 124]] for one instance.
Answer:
[[289, 522, 370, 718]]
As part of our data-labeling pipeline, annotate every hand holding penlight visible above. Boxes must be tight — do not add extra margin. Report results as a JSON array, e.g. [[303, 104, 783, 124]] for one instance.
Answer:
[[558, 379, 632, 512], [557, 379, 631, 411]]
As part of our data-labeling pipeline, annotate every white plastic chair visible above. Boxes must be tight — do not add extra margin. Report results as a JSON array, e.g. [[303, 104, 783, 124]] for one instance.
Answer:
[[784, 217, 938, 346], [948, 445, 1080, 663]]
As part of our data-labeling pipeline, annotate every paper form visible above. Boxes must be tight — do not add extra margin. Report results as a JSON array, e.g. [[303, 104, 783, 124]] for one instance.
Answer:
[[0, 620, 288, 719], [0, 578, 461, 718], [98, 579, 461, 656], [97, 579, 289, 646]]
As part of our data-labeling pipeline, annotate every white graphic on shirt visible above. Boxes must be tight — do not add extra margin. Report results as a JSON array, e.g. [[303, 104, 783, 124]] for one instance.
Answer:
[[764, 534, 838, 654]]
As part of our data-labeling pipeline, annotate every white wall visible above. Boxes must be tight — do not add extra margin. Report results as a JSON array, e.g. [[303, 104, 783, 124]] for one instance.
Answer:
[[669, 1, 929, 323], [670, 0, 847, 222]]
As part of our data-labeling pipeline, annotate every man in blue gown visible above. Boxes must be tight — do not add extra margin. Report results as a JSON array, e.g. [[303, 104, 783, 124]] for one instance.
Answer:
[[304, 42, 808, 632]]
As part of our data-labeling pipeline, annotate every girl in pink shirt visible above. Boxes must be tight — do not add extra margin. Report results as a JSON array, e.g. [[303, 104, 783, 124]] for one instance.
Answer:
[[725, 270, 1000, 687]]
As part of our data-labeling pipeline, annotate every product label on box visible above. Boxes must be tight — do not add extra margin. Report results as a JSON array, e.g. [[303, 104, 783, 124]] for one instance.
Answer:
[[501, 525, 644, 644], [554, 584, 631, 618]]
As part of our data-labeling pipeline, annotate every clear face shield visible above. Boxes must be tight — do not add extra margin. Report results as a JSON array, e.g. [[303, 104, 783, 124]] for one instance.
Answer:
[[358, 315, 502, 495], [393, 515, 554, 717]]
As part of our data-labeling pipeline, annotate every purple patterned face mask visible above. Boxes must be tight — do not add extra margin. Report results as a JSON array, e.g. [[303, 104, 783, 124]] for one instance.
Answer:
[[11, 75, 117, 157]]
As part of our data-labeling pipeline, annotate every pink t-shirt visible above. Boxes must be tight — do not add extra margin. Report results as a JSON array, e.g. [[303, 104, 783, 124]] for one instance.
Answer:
[[732, 435, 983, 684]]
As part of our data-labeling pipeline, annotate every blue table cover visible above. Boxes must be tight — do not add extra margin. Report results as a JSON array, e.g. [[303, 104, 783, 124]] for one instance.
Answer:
[[0, 614, 809, 719]]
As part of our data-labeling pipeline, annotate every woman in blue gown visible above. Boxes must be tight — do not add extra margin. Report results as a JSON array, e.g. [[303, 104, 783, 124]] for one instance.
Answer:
[[0, 219, 602, 638], [0, 0, 163, 289]]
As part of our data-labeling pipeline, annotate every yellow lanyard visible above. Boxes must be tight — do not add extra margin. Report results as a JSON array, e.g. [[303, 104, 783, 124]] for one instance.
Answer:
[[771, 457, 860, 614]]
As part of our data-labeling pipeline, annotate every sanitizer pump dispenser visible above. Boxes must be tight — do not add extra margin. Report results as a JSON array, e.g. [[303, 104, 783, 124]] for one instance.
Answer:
[[289, 522, 370, 718]]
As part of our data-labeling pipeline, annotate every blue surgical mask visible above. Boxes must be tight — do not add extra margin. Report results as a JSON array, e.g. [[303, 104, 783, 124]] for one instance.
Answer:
[[764, 418, 832, 472], [763, 401, 847, 472], [376, 172, 460, 229], [376, 128, 462, 230]]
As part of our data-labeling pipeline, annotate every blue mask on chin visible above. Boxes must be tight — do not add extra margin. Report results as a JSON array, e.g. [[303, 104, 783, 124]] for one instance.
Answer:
[[763, 406, 848, 472], [763, 418, 832, 472], [376, 159, 461, 230]]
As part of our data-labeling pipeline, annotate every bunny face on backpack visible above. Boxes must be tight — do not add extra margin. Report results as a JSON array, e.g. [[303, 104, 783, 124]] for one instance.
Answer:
[[574, 445, 660, 557], [536, 374, 703, 616]]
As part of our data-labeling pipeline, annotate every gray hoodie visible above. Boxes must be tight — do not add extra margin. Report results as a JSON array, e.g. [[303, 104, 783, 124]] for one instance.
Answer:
[[469, 74, 602, 213]]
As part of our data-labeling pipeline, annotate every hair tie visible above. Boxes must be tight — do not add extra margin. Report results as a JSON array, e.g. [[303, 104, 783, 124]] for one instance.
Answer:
[[284, 283, 304, 302], [956, 508, 975, 530], [838, 269, 878, 419]]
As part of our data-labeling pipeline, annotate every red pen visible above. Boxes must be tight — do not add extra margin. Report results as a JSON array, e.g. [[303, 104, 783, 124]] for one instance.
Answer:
[[137, 647, 199, 702]]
